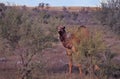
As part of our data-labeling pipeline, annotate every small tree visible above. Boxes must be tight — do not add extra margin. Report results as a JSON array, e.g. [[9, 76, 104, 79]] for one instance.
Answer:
[[39, 3, 45, 9], [62, 6, 67, 12], [0, 3, 66, 79], [0, 5, 59, 79], [17, 25, 54, 79], [46, 3, 50, 10]]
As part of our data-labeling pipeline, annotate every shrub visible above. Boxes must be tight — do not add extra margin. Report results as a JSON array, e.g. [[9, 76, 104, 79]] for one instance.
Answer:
[[96, 0, 120, 34], [72, 28, 107, 78], [0, 3, 65, 79]]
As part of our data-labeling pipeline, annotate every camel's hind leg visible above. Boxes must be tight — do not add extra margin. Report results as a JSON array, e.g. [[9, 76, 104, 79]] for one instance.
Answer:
[[66, 49, 73, 75], [93, 65, 100, 79], [78, 64, 83, 77]]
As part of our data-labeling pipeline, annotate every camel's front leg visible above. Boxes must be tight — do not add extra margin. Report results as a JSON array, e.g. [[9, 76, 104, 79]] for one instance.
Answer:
[[68, 55, 72, 74], [66, 49, 73, 74], [94, 65, 100, 71]]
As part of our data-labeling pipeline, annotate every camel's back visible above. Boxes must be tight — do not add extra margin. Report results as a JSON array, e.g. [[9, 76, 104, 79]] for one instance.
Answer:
[[76, 26, 89, 41], [70, 26, 89, 40]]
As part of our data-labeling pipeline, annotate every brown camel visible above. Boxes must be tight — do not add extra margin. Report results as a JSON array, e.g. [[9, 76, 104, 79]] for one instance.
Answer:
[[57, 25, 89, 76], [57, 25, 99, 77]]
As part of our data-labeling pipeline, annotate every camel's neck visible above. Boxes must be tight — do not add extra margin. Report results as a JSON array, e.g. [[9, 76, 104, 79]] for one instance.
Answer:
[[59, 30, 66, 42]]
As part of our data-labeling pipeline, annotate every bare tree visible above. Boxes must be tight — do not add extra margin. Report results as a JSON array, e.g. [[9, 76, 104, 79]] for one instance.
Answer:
[[46, 3, 50, 10], [39, 2, 45, 9]]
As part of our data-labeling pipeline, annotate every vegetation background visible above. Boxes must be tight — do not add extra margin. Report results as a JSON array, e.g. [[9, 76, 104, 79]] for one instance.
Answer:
[[0, 0, 120, 79]]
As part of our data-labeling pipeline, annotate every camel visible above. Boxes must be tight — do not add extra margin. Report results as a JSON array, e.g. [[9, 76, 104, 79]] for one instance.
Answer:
[[57, 25, 99, 77], [57, 25, 89, 76]]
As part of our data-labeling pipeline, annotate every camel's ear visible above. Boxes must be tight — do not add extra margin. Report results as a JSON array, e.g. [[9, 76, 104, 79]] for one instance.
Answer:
[[63, 26, 65, 29]]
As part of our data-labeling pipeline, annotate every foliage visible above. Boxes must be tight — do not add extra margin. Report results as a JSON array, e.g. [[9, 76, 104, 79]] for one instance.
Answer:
[[96, 0, 120, 34], [38, 3, 50, 9], [0, 3, 65, 79], [72, 28, 107, 79], [98, 49, 120, 79]]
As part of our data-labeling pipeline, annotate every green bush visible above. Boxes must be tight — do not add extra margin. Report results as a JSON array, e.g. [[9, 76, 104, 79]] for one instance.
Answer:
[[72, 29, 107, 78], [0, 4, 65, 79]]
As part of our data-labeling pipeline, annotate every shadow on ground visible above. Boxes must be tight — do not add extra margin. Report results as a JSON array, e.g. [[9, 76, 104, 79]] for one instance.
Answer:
[[46, 64, 79, 73]]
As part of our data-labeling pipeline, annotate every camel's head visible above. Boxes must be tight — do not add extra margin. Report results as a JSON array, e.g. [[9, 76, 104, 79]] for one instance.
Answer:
[[57, 25, 65, 33]]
